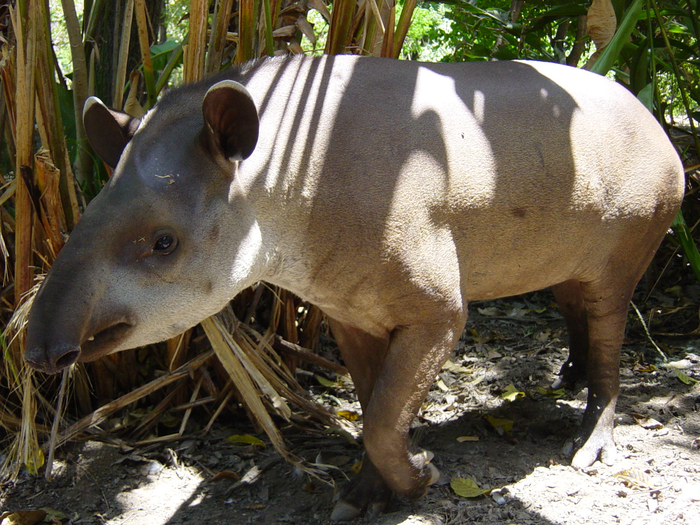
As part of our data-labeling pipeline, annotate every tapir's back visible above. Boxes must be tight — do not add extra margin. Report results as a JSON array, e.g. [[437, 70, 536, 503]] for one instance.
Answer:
[[237, 56, 683, 304]]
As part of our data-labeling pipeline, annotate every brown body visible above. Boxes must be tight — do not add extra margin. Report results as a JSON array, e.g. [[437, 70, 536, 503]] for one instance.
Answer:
[[24, 55, 684, 520]]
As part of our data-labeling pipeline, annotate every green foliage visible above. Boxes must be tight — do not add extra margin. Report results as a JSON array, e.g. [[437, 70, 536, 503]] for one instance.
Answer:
[[49, 0, 83, 79], [400, 3, 454, 61], [438, 0, 590, 63]]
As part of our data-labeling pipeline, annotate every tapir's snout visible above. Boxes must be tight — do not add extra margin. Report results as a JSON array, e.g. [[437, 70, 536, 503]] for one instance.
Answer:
[[24, 262, 139, 375], [25, 313, 137, 374], [24, 341, 81, 375]]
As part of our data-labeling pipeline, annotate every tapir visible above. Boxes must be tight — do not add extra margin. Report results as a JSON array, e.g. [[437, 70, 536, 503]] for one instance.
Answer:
[[24, 55, 684, 520]]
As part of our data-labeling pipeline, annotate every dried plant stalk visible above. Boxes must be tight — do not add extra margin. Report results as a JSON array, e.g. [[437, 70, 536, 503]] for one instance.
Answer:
[[0, 44, 17, 141], [201, 315, 290, 458], [113, 0, 135, 110], [45, 368, 70, 481], [46, 351, 216, 451], [206, 0, 235, 74], [236, 0, 255, 64], [0, 369, 43, 479], [11, 3, 37, 307], [35, 151, 66, 259], [134, 0, 156, 108], [588, 0, 617, 51], [184, 0, 209, 82]]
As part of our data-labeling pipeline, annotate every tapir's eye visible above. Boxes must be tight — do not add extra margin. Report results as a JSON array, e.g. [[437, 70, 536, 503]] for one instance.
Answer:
[[152, 234, 177, 255]]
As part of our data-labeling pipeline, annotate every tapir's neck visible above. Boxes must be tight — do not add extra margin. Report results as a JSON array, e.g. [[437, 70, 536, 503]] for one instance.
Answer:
[[228, 56, 392, 313], [234, 160, 317, 297]]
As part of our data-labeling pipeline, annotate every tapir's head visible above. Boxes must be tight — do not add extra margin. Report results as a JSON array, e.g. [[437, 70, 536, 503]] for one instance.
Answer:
[[24, 80, 264, 374]]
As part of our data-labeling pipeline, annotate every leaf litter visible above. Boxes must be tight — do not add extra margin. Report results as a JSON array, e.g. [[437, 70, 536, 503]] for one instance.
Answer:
[[2, 292, 699, 524]]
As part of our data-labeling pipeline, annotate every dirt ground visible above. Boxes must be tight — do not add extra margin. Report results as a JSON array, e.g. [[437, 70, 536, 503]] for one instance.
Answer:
[[2, 290, 700, 525]]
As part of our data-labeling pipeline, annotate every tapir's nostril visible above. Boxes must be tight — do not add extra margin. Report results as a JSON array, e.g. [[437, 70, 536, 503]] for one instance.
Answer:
[[55, 347, 81, 369], [24, 343, 81, 375]]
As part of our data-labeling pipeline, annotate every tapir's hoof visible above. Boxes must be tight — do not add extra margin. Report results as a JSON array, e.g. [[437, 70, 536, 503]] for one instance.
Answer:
[[330, 500, 362, 522], [331, 498, 389, 522], [427, 462, 441, 485], [570, 433, 618, 469], [551, 367, 587, 392], [331, 486, 392, 522], [330, 451, 440, 521], [331, 461, 394, 522]]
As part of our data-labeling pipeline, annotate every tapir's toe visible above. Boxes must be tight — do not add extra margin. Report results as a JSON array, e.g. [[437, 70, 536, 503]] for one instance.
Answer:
[[570, 430, 618, 469], [330, 500, 362, 522], [552, 361, 587, 392], [331, 457, 394, 521], [330, 450, 441, 521], [331, 477, 394, 522]]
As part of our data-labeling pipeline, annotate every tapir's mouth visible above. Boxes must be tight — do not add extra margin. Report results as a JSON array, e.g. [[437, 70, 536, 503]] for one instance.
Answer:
[[80, 321, 135, 361]]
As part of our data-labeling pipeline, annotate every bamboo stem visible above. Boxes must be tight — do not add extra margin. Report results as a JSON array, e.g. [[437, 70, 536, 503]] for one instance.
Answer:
[[60, 0, 92, 187], [11, 2, 37, 306], [184, 0, 209, 82], [236, 0, 255, 64], [206, 0, 235, 74], [135, 0, 156, 109], [113, 0, 135, 110]]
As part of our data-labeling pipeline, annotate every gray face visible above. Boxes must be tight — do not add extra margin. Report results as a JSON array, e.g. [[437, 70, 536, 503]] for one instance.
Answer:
[[24, 82, 265, 374]]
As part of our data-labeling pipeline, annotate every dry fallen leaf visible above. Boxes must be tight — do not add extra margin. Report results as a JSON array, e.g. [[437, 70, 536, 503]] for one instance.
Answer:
[[501, 384, 525, 402], [630, 413, 664, 430], [587, 0, 617, 50], [211, 470, 240, 482], [442, 360, 472, 374], [225, 434, 266, 447], [506, 307, 529, 318], [533, 329, 551, 342], [315, 374, 337, 387], [634, 363, 658, 373], [337, 410, 359, 421], [675, 369, 698, 385], [450, 477, 492, 498], [536, 386, 566, 398], [0, 510, 47, 525], [245, 503, 267, 510], [614, 468, 655, 489], [350, 460, 363, 474], [485, 415, 514, 434]]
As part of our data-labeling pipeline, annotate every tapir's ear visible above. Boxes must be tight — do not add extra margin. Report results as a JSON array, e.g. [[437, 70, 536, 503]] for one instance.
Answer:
[[83, 97, 141, 168], [201, 80, 259, 162]]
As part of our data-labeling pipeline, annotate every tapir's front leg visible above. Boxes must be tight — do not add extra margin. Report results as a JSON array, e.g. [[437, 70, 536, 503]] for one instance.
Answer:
[[330, 316, 465, 520], [327, 319, 393, 520]]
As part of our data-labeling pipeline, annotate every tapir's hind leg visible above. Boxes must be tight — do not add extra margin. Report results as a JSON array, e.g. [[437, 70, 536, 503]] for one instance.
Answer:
[[568, 225, 671, 468], [569, 231, 669, 468], [569, 277, 629, 468]]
